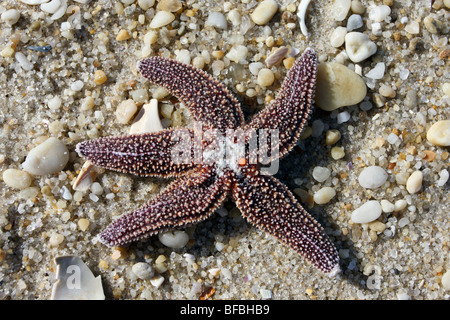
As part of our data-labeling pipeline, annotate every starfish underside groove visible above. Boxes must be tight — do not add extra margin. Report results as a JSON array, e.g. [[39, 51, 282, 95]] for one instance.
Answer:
[[76, 49, 340, 276]]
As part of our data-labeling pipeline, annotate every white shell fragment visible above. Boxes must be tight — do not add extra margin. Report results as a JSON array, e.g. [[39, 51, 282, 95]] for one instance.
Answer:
[[297, 0, 312, 37], [22, 137, 69, 176], [265, 46, 289, 68], [129, 99, 164, 134], [158, 230, 189, 248], [20, 0, 49, 4], [72, 160, 94, 191], [51, 256, 105, 300]]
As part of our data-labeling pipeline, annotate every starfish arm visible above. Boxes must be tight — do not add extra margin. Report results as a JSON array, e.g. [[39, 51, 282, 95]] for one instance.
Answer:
[[76, 128, 198, 178], [98, 168, 232, 247], [232, 170, 340, 276], [246, 48, 317, 159], [137, 57, 245, 132]]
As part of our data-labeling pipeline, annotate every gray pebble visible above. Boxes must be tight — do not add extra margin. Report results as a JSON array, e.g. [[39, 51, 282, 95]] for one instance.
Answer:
[[132, 262, 155, 280]]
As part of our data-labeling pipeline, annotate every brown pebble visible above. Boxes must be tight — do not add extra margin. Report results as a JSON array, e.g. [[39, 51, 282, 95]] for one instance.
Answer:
[[94, 70, 107, 85], [439, 49, 450, 59]]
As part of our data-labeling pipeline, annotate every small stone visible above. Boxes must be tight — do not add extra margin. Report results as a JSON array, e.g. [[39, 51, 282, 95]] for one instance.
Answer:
[[379, 84, 396, 98], [150, 11, 175, 29], [312, 166, 331, 182], [437, 169, 449, 187], [226, 45, 248, 63], [205, 12, 228, 30], [331, 146, 345, 160], [41, 0, 62, 14], [330, 27, 347, 47], [116, 29, 130, 41], [345, 32, 377, 63], [48, 96, 62, 110], [387, 132, 399, 144], [156, 0, 182, 12], [365, 62, 385, 80], [158, 230, 189, 248], [116, 99, 137, 124], [249, 62, 264, 76], [368, 221, 386, 233], [442, 270, 450, 290], [71, 80, 84, 92], [337, 111, 351, 124], [94, 70, 107, 85], [313, 187, 336, 205], [138, 0, 155, 10], [350, 0, 365, 14], [445, 0, 450, 9], [250, 0, 278, 25], [333, 0, 351, 22], [15, 52, 34, 71], [351, 200, 382, 224], [426, 120, 450, 146], [132, 262, 155, 280], [325, 129, 341, 145], [78, 218, 90, 231], [405, 21, 420, 34], [2, 169, 32, 189], [150, 274, 164, 288], [257, 68, 275, 87], [368, 5, 391, 22], [394, 199, 407, 212], [404, 90, 418, 109], [131, 88, 149, 103], [1, 9, 20, 26], [49, 233, 65, 247], [380, 199, 395, 213], [22, 138, 69, 176], [406, 170, 423, 194], [316, 62, 367, 111], [358, 166, 388, 189], [443, 83, 450, 97], [347, 14, 363, 31]]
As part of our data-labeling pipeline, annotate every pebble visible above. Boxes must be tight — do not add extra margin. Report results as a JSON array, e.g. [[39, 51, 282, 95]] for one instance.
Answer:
[[49, 233, 64, 247], [442, 270, 450, 290], [138, 0, 155, 10], [331, 146, 345, 160], [205, 12, 228, 30], [406, 170, 423, 194], [350, 0, 365, 14], [250, 0, 278, 25], [345, 32, 377, 63], [315, 62, 367, 111], [15, 52, 34, 71], [70, 80, 84, 92], [156, 0, 182, 12], [404, 21, 420, 34], [351, 200, 382, 224], [325, 129, 341, 145], [150, 274, 164, 288], [368, 5, 391, 22], [312, 166, 331, 182], [426, 120, 450, 146], [313, 187, 336, 205], [437, 169, 449, 187], [257, 68, 275, 87], [330, 27, 347, 47], [358, 166, 388, 189], [116, 99, 137, 124], [129, 99, 164, 134], [347, 14, 363, 31], [333, 0, 351, 22], [116, 29, 130, 41], [41, 0, 62, 14], [132, 262, 155, 280], [404, 90, 418, 109], [394, 199, 407, 212], [379, 84, 396, 98], [2, 169, 32, 189], [94, 70, 107, 85], [158, 230, 189, 248], [150, 11, 175, 29], [22, 137, 69, 176], [443, 83, 450, 97], [380, 199, 395, 213], [226, 45, 248, 63], [337, 111, 351, 124], [48, 96, 62, 110], [78, 218, 90, 231], [365, 62, 385, 80], [1, 9, 21, 26]]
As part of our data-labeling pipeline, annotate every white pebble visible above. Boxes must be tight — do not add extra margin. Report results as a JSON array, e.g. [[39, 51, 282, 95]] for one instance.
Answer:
[[205, 12, 228, 30], [313, 187, 336, 205], [345, 32, 377, 63], [368, 5, 391, 22], [49, 233, 64, 247], [371, 22, 382, 36], [365, 62, 385, 80], [70, 80, 84, 91], [333, 0, 351, 22], [138, 0, 155, 10], [50, 0, 67, 20], [380, 199, 395, 213], [404, 21, 420, 34], [337, 111, 351, 124], [1, 9, 21, 25], [150, 11, 175, 29], [250, 0, 278, 25], [132, 262, 155, 280], [41, 0, 62, 14], [330, 27, 347, 47], [116, 99, 137, 124], [406, 170, 423, 194], [150, 274, 164, 288], [257, 68, 275, 87], [442, 270, 450, 290], [347, 14, 363, 31], [226, 45, 248, 63], [249, 62, 264, 76], [394, 199, 407, 212], [15, 52, 34, 71], [158, 230, 189, 248], [312, 166, 331, 182], [48, 96, 62, 110], [426, 120, 450, 146], [22, 137, 69, 176], [437, 169, 449, 187], [358, 166, 388, 189], [20, 0, 49, 4], [2, 169, 32, 189], [90, 182, 103, 195], [351, 200, 382, 224], [386, 132, 399, 144]]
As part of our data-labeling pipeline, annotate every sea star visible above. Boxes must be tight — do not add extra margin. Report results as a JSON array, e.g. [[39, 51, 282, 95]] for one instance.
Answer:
[[76, 48, 340, 276]]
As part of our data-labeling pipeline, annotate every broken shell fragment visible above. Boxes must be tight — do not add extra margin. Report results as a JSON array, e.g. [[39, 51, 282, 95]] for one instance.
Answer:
[[129, 99, 164, 134]]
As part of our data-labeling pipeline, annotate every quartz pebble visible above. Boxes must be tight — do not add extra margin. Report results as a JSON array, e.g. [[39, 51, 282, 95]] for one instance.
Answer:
[[313, 187, 336, 205], [15, 52, 34, 71], [158, 230, 189, 248], [205, 12, 228, 30], [351, 200, 382, 224], [316, 62, 367, 111], [312, 166, 331, 182], [150, 11, 175, 29], [257, 68, 275, 87], [116, 29, 130, 41], [156, 0, 182, 12], [2, 169, 32, 189], [49, 233, 64, 247], [380, 200, 395, 213], [347, 14, 363, 31], [442, 270, 450, 290], [1, 9, 21, 26], [330, 27, 347, 47], [368, 5, 391, 22], [358, 166, 388, 189], [437, 169, 449, 187], [365, 62, 385, 80], [132, 262, 155, 280], [22, 137, 69, 176], [48, 96, 62, 110], [406, 170, 423, 194], [331, 146, 345, 160], [226, 45, 248, 63], [333, 0, 351, 21], [345, 32, 377, 63], [394, 199, 407, 212], [250, 0, 278, 25], [426, 120, 450, 146], [379, 84, 396, 98], [325, 129, 341, 145], [78, 218, 90, 231], [116, 99, 137, 124]]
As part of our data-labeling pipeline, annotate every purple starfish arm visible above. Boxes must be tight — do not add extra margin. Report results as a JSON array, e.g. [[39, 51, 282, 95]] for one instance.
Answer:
[[137, 57, 245, 132], [98, 168, 232, 247], [76, 129, 198, 178], [232, 169, 340, 276], [246, 48, 317, 160]]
